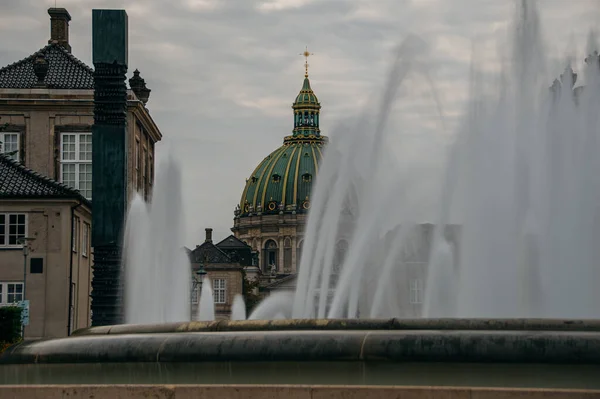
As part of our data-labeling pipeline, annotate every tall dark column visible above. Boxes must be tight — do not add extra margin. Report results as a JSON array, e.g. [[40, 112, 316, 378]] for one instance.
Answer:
[[90, 10, 128, 327]]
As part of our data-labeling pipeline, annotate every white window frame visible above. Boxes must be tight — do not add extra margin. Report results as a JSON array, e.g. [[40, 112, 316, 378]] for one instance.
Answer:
[[409, 279, 423, 304], [60, 132, 92, 200], [142, 147, 147, 198], [82, 223, 89, 257], [213, 279, 227, 304], [135, 138, 140, 190], [0, 213, 27, 248], [0, 132, 20, 162], [0, 282, 24, 305]]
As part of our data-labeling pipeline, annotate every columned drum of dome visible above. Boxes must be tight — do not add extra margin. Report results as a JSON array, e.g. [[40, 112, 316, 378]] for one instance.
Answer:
[[232, 53, 327, 278]]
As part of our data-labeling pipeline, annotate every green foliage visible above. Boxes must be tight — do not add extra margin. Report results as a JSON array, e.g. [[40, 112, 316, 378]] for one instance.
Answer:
[[0, 306, 22, 345], [241, 268, 261, 315]]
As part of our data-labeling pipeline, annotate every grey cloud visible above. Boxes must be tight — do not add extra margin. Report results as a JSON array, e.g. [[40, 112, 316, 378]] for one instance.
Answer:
[[0, 0, 597, 245]]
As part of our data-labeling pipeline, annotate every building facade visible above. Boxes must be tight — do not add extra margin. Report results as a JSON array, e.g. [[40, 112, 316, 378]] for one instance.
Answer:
[[188, 229, 252, 320], [0, 8, 162, 203], [232, 70, 327, 283], [0, 154, 91, 338], [0, 7, 162, 336]]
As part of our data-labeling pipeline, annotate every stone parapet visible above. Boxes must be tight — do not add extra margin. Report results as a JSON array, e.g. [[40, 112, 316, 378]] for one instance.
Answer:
[[3, 327, 600, 365], [73, 318, 600, 335], [0, 385, 599, 398]]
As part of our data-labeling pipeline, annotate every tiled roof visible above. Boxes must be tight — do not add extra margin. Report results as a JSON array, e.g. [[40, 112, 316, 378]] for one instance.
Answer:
[[216, 235, 251, 249], [189, 241, 233, 264], [0, 154, 90, 206], [0, 43, 94, 89]]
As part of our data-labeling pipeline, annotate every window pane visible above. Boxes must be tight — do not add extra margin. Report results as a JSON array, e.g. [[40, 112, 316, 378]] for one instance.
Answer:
[[62, 164, 76, 188], [78, 163, 92, 199], [8, 214, 25, 245], [1, 133, 19, 161], [79, 134, 92, 161], [7, 284, 23, 304], [62, 134, 76, 160], [0, 214, 4, 246]]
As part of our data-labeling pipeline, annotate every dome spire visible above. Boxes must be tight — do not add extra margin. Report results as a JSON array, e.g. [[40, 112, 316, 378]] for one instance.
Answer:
[[286, 46, 324, 143], [301, 46, 313, 78]]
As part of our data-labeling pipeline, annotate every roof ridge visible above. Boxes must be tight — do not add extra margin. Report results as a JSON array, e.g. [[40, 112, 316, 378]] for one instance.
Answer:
[[215, 234, 251, 248], [0, 153, 89, 204], [0, 44, 54, 75], [0, 43, 95, 90]]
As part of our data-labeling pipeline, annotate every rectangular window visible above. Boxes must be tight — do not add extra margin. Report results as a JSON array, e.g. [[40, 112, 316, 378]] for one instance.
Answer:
[[135, 139, 140, 190], [149, 155, 153, 185], [0, 132, 20, 162], [82, 223, 89, 257], [72, 217, 79, 252], [60, 133, 92, 199], [0, 213, 26, 248], [213, 279, 226, 304], [0, 283, 24, 304], [142, 148, 147, 199], [0, 214, 5, 246], [409, 279, 423, 304]]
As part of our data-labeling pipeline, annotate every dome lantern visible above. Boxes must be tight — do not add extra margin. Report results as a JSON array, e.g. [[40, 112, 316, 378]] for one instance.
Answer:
[[289, 46, 322, 141]]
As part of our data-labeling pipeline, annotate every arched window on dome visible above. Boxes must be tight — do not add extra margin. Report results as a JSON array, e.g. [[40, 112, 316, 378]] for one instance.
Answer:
[[263, 239, 278, 274], [302, 173, 312, 183], [283, 237, 292, 272]]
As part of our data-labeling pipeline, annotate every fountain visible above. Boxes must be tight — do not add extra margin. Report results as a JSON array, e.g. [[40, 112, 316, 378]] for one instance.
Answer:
[[124, 153, 191, 324], [2, 1, 600, 395], [230, 294, 247, 321], [196, 277, 215, 321]]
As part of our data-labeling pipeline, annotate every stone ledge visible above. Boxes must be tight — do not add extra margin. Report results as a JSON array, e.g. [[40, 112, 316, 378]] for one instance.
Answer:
[[0, 385, 599, 399], [3, 329, 600, 365], [72, 318, 600, 336]]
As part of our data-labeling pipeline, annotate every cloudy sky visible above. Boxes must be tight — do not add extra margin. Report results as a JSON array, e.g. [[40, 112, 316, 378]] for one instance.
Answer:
[[1, 0, 599, 246]]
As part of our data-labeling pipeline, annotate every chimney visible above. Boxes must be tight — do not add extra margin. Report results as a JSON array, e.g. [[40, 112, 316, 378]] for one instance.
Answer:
[[205, 228, 213, 243], [48, 8, 71, 53]]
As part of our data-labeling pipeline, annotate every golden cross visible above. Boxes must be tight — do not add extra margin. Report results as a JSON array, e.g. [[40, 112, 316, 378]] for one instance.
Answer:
[[300, 46, 313, 77]]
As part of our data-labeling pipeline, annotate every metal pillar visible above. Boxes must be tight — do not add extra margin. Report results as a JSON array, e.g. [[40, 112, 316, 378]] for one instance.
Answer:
[[90, 10, 128, 326]]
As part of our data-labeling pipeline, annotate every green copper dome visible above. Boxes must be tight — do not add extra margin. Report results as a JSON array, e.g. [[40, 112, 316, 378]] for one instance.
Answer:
[[237, 73, 328, 216]]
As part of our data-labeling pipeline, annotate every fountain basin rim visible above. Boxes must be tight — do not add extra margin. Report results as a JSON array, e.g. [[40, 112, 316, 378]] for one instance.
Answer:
[[72, 318, 600, 336], [4, 328, 600, 365]]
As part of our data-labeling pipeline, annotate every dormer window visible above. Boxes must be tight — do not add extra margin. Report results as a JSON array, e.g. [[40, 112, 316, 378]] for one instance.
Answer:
[[302, 173, 312, 183], [272, 174, 281, 183]]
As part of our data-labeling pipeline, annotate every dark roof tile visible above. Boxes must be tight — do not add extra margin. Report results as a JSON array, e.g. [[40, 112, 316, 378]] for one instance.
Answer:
[[0, 43, 94, 89], [0, 154, 90, 207], [216, 235, 251, 249]]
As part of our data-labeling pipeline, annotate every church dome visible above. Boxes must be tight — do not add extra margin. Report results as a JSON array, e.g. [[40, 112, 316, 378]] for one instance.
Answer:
[[237, 70, 328, 217]]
